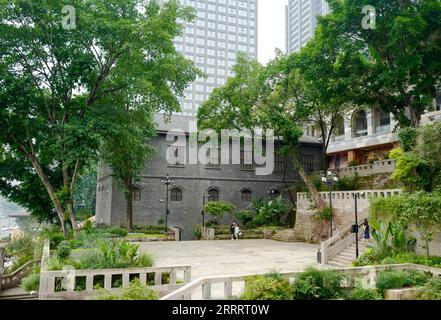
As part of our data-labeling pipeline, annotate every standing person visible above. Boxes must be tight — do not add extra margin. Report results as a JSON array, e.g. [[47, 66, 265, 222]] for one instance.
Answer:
[[234, 224, 241, 241], [230, 223, 236, 240], [363, 219, 370, 244]]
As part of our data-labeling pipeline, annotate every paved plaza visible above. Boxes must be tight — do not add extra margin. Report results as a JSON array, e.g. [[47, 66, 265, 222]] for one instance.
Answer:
[[138, 239, 320, 280]]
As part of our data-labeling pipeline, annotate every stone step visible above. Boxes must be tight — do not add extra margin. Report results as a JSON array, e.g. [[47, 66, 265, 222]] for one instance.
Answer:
[[327, 260, 348, 268], [333, 255, 354, 263]]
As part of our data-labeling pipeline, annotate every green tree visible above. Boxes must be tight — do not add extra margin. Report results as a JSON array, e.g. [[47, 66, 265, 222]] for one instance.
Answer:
[[100, 102, 156, 231], [203, 201, 235, 219], [0, 0, 199, 236], [198, 52, 328, 219], [324, 0, 441, 127]]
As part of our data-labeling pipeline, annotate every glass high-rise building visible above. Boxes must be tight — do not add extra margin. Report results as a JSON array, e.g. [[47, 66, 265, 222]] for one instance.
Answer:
[[285, 0, 329, 53], [170, 0, 258, 116]]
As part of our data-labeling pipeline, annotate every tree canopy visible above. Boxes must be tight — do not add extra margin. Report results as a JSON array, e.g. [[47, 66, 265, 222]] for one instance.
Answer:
[[0, 0, 201, 235]]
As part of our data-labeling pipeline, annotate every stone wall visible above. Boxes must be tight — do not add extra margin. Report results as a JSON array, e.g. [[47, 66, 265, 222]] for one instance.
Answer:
[[294, 189, 402, 243], [96, 133, 323, 240]]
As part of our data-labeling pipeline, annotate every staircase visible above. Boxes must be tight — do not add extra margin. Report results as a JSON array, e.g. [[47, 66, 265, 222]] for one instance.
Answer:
[[327, 241, 370, 267]]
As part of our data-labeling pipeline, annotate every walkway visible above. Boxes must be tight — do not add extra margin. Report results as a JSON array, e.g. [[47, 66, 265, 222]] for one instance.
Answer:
[[138, 239, 320, 279]]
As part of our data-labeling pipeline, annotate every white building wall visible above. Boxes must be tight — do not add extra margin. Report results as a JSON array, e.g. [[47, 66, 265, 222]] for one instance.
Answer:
[[167, 0, 258, 116]]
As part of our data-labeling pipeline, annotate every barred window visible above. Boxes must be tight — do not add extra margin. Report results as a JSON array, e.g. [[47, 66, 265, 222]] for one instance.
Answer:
[[170, 187, 183, 202], [207, 147, 221, 168], [133, 187, 141, 202], [241, 189, 252, 202], [274, 152, 285, 172], [240, 150, 254, 170], [301, 154, 314, 173], [208, 188, 220, 202]]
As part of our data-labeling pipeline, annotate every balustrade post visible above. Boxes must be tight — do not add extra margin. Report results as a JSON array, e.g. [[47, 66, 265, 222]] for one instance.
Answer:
[[224, 281, 233, 299], [154, 272, 162, 286], [85, 275, 94, 292], [139, 273, 147, 285], [170, 270, 177, 285], [202, 283, 212, 300], [184, 268, 191, 283], [104, 274, 112, 289], [122, 273, 130, 288]]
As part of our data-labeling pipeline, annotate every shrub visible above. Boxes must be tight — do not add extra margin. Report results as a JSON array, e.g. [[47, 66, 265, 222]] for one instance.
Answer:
[[107, 227, 128, 237], [90, 279, 158, 300], [345, 286, 382, 300], [241, 273, 294, 300], [78, 240, 154, 270], [375, 270, 430, 295], [419, 277, 441, 300], [21, 272, 40, 292], [353, 248, 381, 266], [235, 210, 254, 226], [56, 241, 72, 260], [133, 225, 167, 234], [292, 268, 343, 300], [194, 224, 202, 240], [204, 201, 235, 218]]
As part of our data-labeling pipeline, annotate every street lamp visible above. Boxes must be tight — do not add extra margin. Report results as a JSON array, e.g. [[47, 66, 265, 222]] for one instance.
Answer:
[[201, 194, 211, 228], [161, 174, 174, 232], [267, 187, 278, 198], [352, 192, 365, 259], [321, 170, 339, 237]]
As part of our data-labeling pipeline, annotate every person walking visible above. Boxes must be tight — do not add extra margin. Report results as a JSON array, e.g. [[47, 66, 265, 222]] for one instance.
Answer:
[[230, 223, 236, 240], [234, 224, 241, 240], [363, 219, 370, 244]]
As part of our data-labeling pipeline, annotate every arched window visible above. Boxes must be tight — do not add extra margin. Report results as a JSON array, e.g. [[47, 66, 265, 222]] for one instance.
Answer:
[[132, 186, 141, 202], [353, 110, 368, 137], [208, 188, 220, 202], [374, 108, 391, 133], [334, 115, 345, 137], [241, 189, 252, 202], [170, 187, 183, 202]]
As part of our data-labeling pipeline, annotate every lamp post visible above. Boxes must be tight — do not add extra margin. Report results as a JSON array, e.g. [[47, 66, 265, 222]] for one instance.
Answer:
[[321, 170, 339, 237], [161, 174, 174, 232], [352, 192, 365, 259], [267, 187, 278, 198], [201, 194, 211, 228]]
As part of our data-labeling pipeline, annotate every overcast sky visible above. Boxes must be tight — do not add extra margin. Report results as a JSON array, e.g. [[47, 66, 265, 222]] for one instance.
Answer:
[[258, 0, 288, 64]]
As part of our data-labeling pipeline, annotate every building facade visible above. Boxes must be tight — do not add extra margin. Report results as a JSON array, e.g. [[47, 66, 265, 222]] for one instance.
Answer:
[[169, 0, 258, 116], [285, 0, 329, 53], [324, 107, 399, 169], [96, 115, 323, 240]]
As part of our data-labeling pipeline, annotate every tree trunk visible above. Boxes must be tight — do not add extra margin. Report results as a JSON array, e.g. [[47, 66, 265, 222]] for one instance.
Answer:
[[67, 201, 79, 234], [408, 97, 420, 128], [125, 177, 133, 232], [29, 155, 70, 238], [322, 143, 328, 172], [294, 158, 327, 212]]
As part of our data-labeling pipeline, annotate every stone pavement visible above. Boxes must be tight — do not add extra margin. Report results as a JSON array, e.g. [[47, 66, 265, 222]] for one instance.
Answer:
[[138, 239, 320, 280]]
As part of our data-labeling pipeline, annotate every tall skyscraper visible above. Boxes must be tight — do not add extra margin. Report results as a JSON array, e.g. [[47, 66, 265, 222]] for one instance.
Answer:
[[171, 0, 258, 116], [285, 0, 329, 53]]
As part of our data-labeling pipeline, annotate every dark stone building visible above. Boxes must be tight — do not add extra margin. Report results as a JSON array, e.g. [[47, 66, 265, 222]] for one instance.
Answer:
[[95, 115, 322, 240]]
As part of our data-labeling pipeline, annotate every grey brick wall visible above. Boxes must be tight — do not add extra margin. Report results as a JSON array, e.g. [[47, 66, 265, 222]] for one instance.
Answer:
[[96, 134, 323, 240]]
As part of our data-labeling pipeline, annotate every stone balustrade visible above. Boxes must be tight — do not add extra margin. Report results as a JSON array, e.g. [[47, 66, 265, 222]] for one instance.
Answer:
[[309, 159, 396, 178], [160, 264, 441, 300], [201, 227, 215, 240], [297, 189, 402, 204], [38, 240, 191, 300]]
